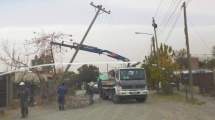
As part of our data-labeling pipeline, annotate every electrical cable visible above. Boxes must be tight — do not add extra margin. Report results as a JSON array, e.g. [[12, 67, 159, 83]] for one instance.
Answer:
[[188, 21, 210, 50], [159, 0, 177, 27], [164, 10, 182, 42], [159, 0, 183, 35], [154, 0, 165, 18]]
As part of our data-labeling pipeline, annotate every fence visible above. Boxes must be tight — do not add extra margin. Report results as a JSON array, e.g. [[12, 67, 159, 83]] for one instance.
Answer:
[[181, 70, 215, 94], [0, 74, 7, 108]]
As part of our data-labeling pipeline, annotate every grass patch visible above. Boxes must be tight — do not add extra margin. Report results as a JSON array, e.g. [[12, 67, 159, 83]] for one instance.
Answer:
[[151, 92, 206, 105], [187, 98, 206, 105], [152, 92, 186, 103]]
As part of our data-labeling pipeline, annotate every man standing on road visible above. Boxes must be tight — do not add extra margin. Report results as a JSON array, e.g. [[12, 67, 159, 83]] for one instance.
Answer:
[[86, 82, 94, 105], [57, 83, 68, 111], [18, 82, 29, 118]]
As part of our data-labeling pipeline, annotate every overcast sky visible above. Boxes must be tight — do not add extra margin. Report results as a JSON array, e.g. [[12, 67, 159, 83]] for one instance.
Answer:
[[0, 0, 215, 71]]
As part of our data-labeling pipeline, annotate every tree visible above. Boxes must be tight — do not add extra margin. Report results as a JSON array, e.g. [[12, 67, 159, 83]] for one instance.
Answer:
[[0, 40, 28, 70], [29, 32, 68, 74], [174, 48, 188, 70], [199, 46, 215, 69], [213, 46, 215, 57], [142, 43, 179, 94], [78, 64, 99, 84]]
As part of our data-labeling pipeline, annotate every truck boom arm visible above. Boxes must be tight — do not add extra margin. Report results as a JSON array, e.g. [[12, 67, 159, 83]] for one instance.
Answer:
[[51, 41, 130, 62]]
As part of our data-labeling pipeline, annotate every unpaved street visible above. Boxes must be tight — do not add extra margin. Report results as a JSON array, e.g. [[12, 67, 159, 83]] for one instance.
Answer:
[[2, 93, 215, 120]]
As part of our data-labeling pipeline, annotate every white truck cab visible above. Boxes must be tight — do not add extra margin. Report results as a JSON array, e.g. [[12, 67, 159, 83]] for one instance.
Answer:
[[110, 68, 149, 103]]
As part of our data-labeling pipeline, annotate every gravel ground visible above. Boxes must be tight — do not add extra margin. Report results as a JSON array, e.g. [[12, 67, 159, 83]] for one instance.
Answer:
[[1, 93, 215, 120]]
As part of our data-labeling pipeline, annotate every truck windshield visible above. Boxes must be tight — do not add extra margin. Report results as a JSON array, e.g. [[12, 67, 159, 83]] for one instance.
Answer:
[[120, 69, 145, 80]]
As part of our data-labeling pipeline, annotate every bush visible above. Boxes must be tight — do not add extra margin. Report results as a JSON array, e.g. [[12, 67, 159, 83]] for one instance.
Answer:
[[162, 83, 174, 94]]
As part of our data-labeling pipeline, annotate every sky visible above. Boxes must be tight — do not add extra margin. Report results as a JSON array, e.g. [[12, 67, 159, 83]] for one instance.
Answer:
[[0, 0, 215, 72]]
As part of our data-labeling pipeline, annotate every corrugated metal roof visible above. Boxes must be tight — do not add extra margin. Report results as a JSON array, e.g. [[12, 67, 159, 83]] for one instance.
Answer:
[[181, 69, 213, 74]]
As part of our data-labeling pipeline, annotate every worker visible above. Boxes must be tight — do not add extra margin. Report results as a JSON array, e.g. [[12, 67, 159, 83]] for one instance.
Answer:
[[98, 79, 102, 97], [57, 83, 68, 111], [29, 82, 35, 106], [86, 82, 94, 105], [18, 81, 29, 118]]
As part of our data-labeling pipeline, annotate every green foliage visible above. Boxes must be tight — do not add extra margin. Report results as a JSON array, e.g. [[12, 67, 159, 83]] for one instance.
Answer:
[[213, 46, 215, 57], [77, 64, 100, 83], [174, 48, 188, 69], [31, 54, 54, 72], [142, 43, 179, 93], [63, 71, 80, 94], [199, 58, 215, 69], [199, 46, 215, 69]]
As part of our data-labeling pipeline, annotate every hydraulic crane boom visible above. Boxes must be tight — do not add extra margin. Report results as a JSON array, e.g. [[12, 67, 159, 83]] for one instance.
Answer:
[[50, 41, 130, 62]]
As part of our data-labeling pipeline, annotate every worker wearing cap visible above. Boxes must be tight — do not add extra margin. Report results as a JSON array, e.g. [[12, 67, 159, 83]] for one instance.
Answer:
[[18, 82, 29, 118]]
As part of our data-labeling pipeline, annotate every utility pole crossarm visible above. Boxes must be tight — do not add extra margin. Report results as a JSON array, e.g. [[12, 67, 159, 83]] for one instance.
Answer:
[[90, 2, 111, 14]]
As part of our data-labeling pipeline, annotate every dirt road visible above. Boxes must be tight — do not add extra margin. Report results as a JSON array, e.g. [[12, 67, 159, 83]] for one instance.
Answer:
[[1, 93, 215, 120]]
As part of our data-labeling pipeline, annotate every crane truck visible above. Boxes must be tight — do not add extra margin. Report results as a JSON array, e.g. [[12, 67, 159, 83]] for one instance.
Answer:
[[51, 41, 149, 103]]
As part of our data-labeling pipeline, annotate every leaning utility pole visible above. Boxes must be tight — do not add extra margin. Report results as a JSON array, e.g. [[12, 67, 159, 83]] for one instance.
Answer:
[[50, 33, 57, 76], [182, 1, 194, 100], [64, 2, 110, 73]]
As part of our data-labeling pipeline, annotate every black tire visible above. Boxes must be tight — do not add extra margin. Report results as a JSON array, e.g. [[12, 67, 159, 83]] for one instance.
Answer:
[[101, 95, 109, 100], [136, 95, 147, 102]]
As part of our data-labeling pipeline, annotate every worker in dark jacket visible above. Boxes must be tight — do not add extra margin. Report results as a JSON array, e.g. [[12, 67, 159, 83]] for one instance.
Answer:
[[86, 82, 94, 105], [29, 82, 35, 106], [57, 83, 68, 111], [98, 79, 102, 95], [18, 82, 29, 118]]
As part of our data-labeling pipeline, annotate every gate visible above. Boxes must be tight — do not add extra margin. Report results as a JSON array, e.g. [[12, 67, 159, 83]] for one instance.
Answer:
[[0, 74, 7, 108]]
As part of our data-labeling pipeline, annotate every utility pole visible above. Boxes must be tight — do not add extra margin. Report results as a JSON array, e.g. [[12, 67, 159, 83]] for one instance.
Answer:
[[64, 2, 110, 73], [182, 1, 194, 100], [152, 18, 160, 67], [152, 17, 161, 91], [151, 37, 156, 57]]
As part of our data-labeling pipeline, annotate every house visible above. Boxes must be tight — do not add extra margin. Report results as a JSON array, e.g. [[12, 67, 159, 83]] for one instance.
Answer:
[[0, 71, 53, 107], [0, 72, 12, 108], [181, 69, 215, 94], [191, 57, 200, 70]]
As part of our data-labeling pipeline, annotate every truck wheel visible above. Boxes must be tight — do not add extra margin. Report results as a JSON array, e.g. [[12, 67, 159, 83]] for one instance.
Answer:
[[101, 95, 109, 100], [100, 92, 108, 100], [136, 95, 147, 102], [112, 94, 120, 104]]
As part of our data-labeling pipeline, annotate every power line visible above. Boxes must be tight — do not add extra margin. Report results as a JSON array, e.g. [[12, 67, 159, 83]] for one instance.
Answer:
[[154, 0, 165, 18], [159, 0, 177, 27], [189, 21, 210, 50], [159, 0, 183, 35], [187, 0, 193, 6], [164, 9, 182, 42]]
